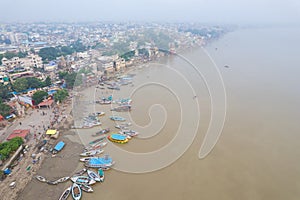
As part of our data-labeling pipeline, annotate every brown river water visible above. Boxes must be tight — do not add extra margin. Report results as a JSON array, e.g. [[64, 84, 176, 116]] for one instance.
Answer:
[[74, 26, 300, 200]]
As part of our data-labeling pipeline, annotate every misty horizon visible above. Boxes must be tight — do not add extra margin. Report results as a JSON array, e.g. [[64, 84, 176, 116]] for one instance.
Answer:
[[1, 0, 300, 25]]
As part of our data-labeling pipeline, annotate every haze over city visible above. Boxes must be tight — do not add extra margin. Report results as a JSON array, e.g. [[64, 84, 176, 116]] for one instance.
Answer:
[[1, 0, 300, 24], [1, 0, 300, 200]]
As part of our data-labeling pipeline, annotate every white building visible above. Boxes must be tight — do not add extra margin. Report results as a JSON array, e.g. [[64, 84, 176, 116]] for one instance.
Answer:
[[1, 54, 43, 70]]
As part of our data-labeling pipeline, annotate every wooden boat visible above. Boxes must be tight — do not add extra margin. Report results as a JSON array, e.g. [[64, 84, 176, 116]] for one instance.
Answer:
[[87, 169, 101, 182], [96, 100, 111, 105], [121, 122, 132, 126], [36, 175, 47, 182], [55, 176, 70, 183], [85, 155, 115, 168], [80, 149, 104, 157], [110, 116, 126, 121], [111, 105, 131, 112], [47, 180, 58, 185], [100, 166, 111, 171], [53, 141, 65, 154], [85, 141, 108, 151], [120, 130, 139, 137], [71, 176, 96, 185], [79, 157, 93, 162], [89, 137, 106, 145], [108, 134, 129, 144], [79, 184, 93, 193], [95, 111, 105, 116], [98, 168, 105, 182], [115, 125, 129, 130], [73, 168, 87, 176], [107, 86, 120, 90], [94, 128, 110, 136], [58, 186, 71, 200], [71, 183, 82, 200]]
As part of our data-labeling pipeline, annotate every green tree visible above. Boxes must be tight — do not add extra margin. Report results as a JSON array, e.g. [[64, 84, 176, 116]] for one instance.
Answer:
[[43, 76, 52, 87], [0, 84, 12, 101], [0, 137, 23, 161], [17, 51, 28, 58], [38, 47, 60, 61], [0, 54, 3, 65], [61, 46, 74, 55], [65, 72, 82, 89], [120, 50, 135, 61], [4, 51, 17, 59], [54, 89, 68, 103], [12, 78, 28, 92], [32, 91, 48, 105], [72, 40, 87, 52], [58, 71, 68, 79], [0, 103, 11, 117], [30, 48, 35, 54], [26, 77, 43, 89]]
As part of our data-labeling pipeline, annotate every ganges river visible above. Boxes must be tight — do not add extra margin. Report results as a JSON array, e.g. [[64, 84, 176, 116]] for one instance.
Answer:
[[74, 26, 300, 200]]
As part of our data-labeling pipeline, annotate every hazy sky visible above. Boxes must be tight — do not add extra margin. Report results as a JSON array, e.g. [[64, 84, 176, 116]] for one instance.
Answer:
[[2, 0, 300, 24]]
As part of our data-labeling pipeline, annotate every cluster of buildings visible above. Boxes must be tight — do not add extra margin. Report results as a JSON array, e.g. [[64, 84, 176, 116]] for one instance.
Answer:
[[0, 22, 226, 94]]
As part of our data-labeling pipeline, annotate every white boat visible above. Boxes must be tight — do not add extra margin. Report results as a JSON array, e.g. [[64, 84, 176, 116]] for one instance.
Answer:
[[110, 116, 126, 121], [92, 128, 110, 137], [87, 169, 101, 182], [71, 183, 82, 200], [55, 176, 70, 183], [59, 186, 71, 200], [80, 149, 104, 157], [95, 111, 105, 116], [79, 184, 93, 193], [71, 176, 96, 185], [120, 130, 139, 137], [79, 157, 93, 162], [47, 180, 58, 185], [85, 141, 108, 151], [73, 168, 87, 176], [36, 175, 47, 182]]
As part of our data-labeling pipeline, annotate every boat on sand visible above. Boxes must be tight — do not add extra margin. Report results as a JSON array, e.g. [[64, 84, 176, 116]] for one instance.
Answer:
[[73, 168, 87, 176], [71, 183, 82, 200], [80, 149, 104, 157], [110, 116, 126, 121], [58, 186, 71, 200], [36, 175, 47, 182], [71, 176, 96, 185], [87, 169, 101, 182], [79, 184, 93, 193], [79, 157, 93, 162], [55, 176, 70, 183]]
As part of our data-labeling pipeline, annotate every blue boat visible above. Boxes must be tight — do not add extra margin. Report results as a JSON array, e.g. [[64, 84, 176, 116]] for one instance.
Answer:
[[111, 134, 127, 141], [54, 141, 65, 152], [85, 155, 114, 168], [110, 116, 126, 121]]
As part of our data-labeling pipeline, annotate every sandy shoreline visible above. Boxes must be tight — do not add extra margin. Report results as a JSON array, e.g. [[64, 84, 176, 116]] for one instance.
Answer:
[[18, 132, 84, 200]]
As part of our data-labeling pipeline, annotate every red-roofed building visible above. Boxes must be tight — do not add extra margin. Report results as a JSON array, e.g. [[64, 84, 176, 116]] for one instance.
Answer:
[[7, 129, 30, 141], [37, 99, 54, 109]]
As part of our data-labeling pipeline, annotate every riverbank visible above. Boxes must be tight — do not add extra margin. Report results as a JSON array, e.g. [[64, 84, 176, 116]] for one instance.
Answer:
[[18, 130, 84, 200], [0, 92, 80, 200]]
